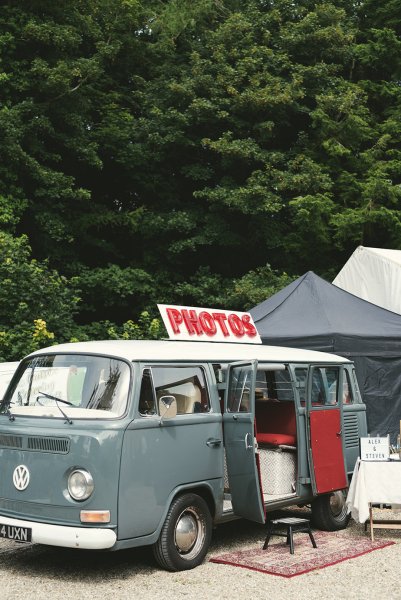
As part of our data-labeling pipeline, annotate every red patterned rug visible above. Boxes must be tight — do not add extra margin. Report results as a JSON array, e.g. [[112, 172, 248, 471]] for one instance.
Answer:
[[210, 531, 395, 577]]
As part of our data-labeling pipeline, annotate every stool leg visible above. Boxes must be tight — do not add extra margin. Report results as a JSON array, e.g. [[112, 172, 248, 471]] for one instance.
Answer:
[[289, 526, 294, 555], [263, 523, 274, 550], [307, 527, 317, 549]]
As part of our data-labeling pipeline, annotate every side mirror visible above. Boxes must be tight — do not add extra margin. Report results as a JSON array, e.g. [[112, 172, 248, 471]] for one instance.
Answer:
[[159, 395, 177, 422]]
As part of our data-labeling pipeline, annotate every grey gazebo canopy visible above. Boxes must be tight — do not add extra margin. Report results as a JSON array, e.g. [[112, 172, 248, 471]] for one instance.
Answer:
[[250, 271, 401, 442]]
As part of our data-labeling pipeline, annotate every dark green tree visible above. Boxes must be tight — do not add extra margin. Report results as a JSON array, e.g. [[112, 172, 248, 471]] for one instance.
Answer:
[[0, 232, 79, 360], [1, 0, 401, 359]]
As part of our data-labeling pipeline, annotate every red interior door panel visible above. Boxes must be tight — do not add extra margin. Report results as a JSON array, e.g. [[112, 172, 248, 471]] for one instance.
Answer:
[[310, 409, 347, 493]]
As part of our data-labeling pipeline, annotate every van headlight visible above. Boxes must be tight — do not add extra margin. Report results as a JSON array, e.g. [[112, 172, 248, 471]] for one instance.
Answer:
[[68, 469, 94, 501]]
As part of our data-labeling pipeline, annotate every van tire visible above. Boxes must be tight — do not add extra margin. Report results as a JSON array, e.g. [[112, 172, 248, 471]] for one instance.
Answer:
[[311, 490, 350, 531], [152, 493, 212, 571]]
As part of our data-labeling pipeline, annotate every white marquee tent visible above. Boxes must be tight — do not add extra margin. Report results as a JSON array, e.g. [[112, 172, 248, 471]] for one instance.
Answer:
[[333, 246, 401, 314], [0, 362, 19, 399]]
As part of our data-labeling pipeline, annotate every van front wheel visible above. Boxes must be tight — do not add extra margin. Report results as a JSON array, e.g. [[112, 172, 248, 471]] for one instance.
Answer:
[[311, 490, 350, 531], [153, 493, 212, 571]]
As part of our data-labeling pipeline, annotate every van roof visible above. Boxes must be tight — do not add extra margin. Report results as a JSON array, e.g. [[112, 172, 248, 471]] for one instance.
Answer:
[[28, 340, 350, 364]]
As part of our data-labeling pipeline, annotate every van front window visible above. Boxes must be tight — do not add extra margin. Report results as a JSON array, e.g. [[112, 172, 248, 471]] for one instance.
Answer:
[[1, 354, 130, 419]]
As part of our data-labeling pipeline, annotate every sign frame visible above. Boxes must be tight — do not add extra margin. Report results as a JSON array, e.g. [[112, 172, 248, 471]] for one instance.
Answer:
[[158, 304, 262, 344], [359, 436, 390, 461]]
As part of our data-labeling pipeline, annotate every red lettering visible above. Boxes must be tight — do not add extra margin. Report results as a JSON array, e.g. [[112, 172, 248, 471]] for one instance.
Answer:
[[199, 311, 217, 336], [241, 314, 257, 337], [228, 314, 245, 337], [166, 308, 183, 334], [212, 312, 230, 337], [165, 306, 257, 341], [182, 309, 203, 336]]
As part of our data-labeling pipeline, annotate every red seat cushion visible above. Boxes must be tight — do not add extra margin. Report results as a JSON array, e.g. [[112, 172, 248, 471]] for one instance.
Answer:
[[256, 432, 296, 446]]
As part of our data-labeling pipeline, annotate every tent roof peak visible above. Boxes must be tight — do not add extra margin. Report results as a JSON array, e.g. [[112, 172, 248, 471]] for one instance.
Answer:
[[250, 270, 401, 342]]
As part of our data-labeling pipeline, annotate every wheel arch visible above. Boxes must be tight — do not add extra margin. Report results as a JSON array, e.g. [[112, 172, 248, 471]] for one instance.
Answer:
[[184, 485, 216, 519], [149, 483, 217, 541]]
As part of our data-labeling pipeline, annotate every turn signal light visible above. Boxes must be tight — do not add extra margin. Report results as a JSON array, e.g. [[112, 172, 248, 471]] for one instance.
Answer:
[[80, 510, 110, 523]]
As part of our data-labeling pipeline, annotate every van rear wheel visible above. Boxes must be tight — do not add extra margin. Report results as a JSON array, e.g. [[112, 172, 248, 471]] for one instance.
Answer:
[[153, 493, 212, 572], [311, 490, 350, 531]]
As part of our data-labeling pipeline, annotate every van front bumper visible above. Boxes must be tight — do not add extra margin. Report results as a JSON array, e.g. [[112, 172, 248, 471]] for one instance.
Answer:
[[0, 515, 117, 549]]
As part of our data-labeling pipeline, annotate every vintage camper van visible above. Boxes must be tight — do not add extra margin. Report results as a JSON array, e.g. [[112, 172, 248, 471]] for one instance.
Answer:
[[0, 340, 367, 571]]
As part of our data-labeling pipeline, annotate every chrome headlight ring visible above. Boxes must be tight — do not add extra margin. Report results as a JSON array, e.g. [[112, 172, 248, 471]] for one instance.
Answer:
[[67, 469, 94, 501]]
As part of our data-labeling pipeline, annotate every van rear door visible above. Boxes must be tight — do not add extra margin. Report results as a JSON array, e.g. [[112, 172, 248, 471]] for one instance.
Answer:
[[223, 360, 265, 523], [306, 365, 348, 494]]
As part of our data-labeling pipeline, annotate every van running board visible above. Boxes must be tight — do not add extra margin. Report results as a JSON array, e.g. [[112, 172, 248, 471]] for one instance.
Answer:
[[223, 492, 296, 513]]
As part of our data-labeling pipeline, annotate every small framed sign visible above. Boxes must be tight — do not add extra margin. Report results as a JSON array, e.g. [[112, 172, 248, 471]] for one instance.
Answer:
[[360, 436, 390, 461]]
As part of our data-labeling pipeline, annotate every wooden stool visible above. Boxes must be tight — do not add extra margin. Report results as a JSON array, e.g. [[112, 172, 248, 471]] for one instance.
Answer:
[[263, 517, 317, 555]]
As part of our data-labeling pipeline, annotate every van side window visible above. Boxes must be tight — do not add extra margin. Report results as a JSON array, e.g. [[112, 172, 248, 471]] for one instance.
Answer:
[[312, 367, 340, 405], [295, 368, 307, 403], [311, 369, 325, 404], [255, 370, 269, 401], [151, 366, 210, 414], [274, 369, 294, 401], [325, 367, 339, 405], [227, 365, 252, 412], [138, 368, 156, 415], [255, 367, 295, 402], [352, 369, 362, 403], [343, 370, 354, 404]]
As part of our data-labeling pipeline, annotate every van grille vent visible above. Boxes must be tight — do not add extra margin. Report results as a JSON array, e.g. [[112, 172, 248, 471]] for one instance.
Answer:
[[0, 434, 23, 449], [27, 436, 70, 454], [343, 413, 359, 449]]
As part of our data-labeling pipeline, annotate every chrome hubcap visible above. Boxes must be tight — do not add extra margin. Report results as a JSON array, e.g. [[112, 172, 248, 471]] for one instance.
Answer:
[[330, 490, 347, 518], [174, 507, 205, 560]]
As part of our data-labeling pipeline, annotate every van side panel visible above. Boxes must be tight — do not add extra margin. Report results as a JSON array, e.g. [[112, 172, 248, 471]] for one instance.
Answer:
[[343, 404, 367, 473], [118, 414, 223, 540]]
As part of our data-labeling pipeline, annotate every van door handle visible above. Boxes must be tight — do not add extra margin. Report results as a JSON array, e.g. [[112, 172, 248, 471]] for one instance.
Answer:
[[244, 432, 252, 450], [206, 438, 222, 447]]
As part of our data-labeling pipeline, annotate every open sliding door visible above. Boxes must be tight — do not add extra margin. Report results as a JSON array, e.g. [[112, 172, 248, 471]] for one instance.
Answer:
[[223, 360, 265, 523]]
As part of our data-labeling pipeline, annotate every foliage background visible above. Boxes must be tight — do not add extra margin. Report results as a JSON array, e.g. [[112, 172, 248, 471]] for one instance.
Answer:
[[1, 0, 401, 359]]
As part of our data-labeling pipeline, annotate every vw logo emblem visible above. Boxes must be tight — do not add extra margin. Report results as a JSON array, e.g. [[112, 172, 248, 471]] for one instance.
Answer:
[[13, 465, 30, 491]]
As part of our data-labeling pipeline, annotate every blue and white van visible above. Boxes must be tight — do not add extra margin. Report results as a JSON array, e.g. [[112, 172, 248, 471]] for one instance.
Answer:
[[0, 340, 367, 570]]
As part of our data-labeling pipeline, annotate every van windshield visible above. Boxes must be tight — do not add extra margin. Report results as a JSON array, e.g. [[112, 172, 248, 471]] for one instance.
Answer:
[[1, 354, 130, 419]]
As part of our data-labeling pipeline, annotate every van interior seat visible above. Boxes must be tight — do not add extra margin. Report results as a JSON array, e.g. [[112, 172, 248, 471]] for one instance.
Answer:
[[255, 400, 297, 447], [158, 385, 202, 414]]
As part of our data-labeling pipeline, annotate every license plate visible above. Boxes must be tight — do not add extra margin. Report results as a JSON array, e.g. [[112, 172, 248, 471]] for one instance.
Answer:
[[0, 523, 32, 542]]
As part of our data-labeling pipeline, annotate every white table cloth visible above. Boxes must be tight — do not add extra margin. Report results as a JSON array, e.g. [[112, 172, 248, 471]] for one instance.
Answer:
[[346, 458, 401, 523]]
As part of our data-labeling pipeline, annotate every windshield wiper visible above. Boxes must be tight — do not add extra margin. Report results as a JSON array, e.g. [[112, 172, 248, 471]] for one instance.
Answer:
[[1, 394, 16, 421], [2, 391, 31, 420], [4, 403, 15, 422], [37, 390, 73, 425]]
